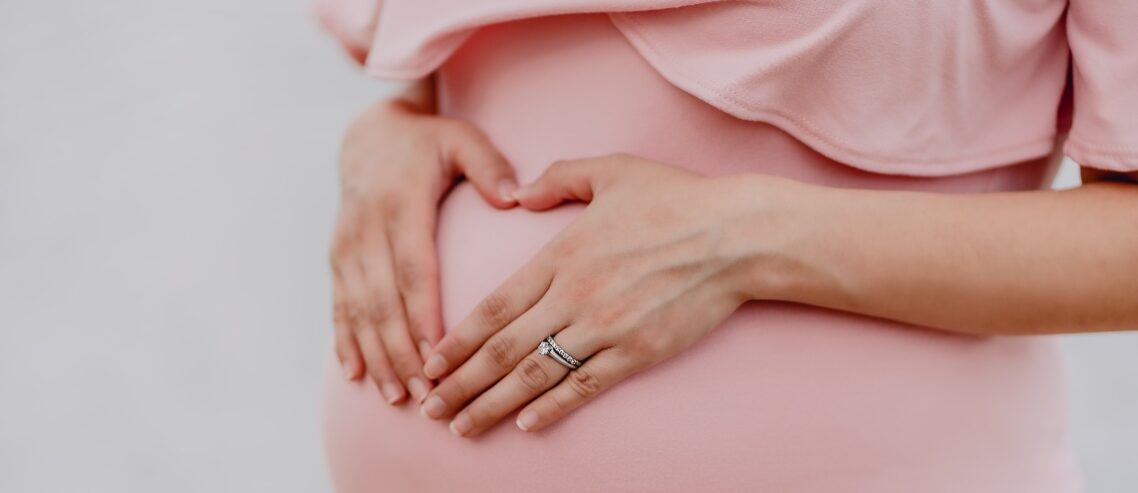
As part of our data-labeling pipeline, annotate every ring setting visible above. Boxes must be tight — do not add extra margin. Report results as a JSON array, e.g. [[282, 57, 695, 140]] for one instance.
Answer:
[[537, 336, 584, 369]]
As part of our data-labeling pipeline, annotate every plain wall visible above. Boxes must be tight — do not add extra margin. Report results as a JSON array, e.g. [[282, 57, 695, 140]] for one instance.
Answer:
[[1, 1, 1135, 491]]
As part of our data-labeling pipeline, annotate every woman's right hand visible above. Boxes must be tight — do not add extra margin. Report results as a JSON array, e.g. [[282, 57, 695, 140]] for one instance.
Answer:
[[331, 96, 519, 405]]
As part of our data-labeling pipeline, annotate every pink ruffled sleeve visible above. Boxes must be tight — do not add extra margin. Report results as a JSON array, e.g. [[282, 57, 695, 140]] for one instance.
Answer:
[[310, 0, 382, 64], [308, 0, 1127, 176], [1063, 0, 1138, 172]]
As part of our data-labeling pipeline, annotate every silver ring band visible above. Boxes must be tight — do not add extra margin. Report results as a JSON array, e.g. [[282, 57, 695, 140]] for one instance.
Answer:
[[537, 335, 584, 369], [547, 347, 577, 369]]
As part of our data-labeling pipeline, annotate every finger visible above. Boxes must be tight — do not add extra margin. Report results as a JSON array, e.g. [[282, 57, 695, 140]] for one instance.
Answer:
[[342, 259, 406, 405], [515, 347, 637, 433], [512, 156, 613, 210], [421, 252, 556, 380], [362, 233, 433, 403], [331, 268, 364, 381], [389, 203, 443, 362], [356, 326, 406, 405], [419, 297, 563, 422], [443, 120, 519, 208], [448, 326, 608, 437]]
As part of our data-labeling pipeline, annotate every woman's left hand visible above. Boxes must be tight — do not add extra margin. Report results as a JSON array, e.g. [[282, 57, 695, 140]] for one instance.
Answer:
[[416, 153, 799, 436]]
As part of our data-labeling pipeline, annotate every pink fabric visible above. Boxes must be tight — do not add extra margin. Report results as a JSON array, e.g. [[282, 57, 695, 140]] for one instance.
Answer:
[[321, 14, 1081, 492], [312, 0, 1138, 175], [1064, 0, 1138, 172]]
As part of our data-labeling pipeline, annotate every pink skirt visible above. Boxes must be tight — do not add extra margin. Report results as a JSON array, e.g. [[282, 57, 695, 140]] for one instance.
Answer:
[[324, 14, 1080, 492]]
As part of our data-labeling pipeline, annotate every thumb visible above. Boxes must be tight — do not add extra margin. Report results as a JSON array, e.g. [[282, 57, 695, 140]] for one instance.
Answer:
[[512, 158, 608, 211], [446, 122, 519, 209]]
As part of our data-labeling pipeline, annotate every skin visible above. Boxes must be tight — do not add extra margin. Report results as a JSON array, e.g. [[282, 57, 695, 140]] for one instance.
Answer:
[[418, 154, 1138, 436], [330, 76, 520, 405], [332, 76, 1138, 436]]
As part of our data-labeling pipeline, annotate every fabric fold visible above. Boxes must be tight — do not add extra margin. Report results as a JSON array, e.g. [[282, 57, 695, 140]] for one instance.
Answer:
[[312, 0, 1138, 175]]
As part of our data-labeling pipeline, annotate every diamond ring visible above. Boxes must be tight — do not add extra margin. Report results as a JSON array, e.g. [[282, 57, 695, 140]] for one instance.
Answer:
[[537, 335, 584, 369]]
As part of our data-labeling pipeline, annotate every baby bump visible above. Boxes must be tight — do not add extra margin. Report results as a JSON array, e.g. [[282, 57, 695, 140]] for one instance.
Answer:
[[323, 183, 1078, 493], [324, 12, 1074, 493]]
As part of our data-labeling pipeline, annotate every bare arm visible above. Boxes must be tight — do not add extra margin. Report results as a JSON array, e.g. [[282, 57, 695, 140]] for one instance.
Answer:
[[415, 155, 1138, 434], [735, 168, 1138, 335]]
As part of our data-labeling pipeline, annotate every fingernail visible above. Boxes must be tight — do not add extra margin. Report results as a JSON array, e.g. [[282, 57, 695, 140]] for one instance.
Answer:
[[418, 340, 432, 361], [381, 381, 405, 405], [450, 413, 473, 437], [497, 178, 518, 202], [423, 354, 447, 379], [516, 410, 539, 431], [408, 377, 430, 403], [342, 360, 357, 381], [421, 395, 447, 419], [512, 184, 531, 201]]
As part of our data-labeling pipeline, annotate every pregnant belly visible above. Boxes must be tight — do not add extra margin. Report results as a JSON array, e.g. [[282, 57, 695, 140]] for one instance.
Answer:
[[323, 13, 1077, 493], [325, 185, 1076, 493]]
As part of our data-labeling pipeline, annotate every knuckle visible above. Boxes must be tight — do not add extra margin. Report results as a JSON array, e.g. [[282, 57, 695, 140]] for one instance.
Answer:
[[328, 246, 346, 268], [445, 375, 471, 402], [395, 263, 419, 293], [375, 192, 402, 215], [404, 317, 422, 340], [366, 302, 392, 327], [483, 333, 517, 370], [332, 300, 350, 327], [344, 303, 366, 330], [547, 389, 574, 415], [477, 292, 512, 328], [396, 258, 434, 293], [515, 357, 550, 391], [623, 333, 665, 362], [406, 315, 433, 343], [566, 368, 601, 399]]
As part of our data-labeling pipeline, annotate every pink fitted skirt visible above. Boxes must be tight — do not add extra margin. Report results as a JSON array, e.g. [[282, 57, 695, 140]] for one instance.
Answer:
[[323, 14, 1080, 492]]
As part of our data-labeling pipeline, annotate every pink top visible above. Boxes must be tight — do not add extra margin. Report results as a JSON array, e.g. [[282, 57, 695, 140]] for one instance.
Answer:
[[319, 13, 1081, 491], [313, 0, 1138, 176]]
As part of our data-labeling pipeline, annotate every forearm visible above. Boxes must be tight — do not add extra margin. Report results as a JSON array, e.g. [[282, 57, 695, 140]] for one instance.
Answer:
[[729, 176, 1138, 335]]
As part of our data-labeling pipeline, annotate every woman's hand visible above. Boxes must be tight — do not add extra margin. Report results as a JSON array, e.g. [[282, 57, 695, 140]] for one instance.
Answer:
[[331, 98, 519, 405], [416, 154, 801, 435]]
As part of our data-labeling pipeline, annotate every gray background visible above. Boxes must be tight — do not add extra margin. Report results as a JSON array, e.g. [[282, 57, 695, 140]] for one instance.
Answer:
[[0, 0, 1134, 491]]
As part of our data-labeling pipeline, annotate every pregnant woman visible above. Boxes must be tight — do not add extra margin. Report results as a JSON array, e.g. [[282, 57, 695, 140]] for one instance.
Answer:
[[314, 1, 1137, 491]]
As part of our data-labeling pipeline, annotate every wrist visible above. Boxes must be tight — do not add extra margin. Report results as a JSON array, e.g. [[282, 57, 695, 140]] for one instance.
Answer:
[[356, 75, 437, 127], [389, 74, 437, 114], [711, 173, 839, 304]]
